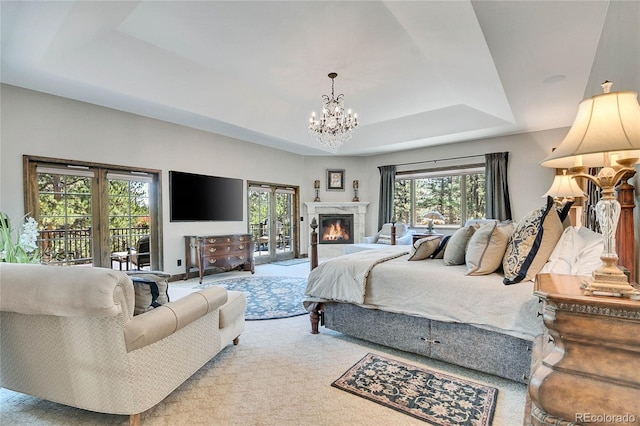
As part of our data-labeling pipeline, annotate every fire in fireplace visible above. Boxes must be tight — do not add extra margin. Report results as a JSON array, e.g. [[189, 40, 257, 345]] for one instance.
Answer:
[[319, 214, 354, 244]]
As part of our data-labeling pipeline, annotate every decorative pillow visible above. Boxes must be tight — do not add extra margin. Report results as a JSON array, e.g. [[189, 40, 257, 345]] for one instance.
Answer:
[[443, 225, 478, 266], [503, 197, 564, 284], [466, 221, 515, 276], [128, 272, 170, 315], [376, 235, 392, 245], [408, 235, 442, 261], [432, 235, 450, 259]]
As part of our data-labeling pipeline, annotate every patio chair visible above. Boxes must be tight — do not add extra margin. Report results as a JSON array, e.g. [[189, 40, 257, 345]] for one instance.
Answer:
[[130, 236, 150, 270]]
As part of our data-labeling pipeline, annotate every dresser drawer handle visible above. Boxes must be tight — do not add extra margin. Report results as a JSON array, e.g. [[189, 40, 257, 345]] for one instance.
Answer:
[[227, 238, 231, 242], [239, 244, 245, 250], [208, 259, 217, 264], [537, 312, 543, 317], [239, 236, 246, 241], [239, 255, 245, 260], [208, 247, 217, 253], [420, 337, 441, 344], [208, 238, 217, 244]]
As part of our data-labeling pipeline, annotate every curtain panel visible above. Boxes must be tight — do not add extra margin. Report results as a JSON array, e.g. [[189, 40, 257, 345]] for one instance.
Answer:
[[378, 165, 396, 230], [485, 152, 512, 221]]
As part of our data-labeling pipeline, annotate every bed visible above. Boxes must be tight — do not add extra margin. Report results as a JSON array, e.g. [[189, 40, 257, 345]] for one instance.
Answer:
[[304, 245, 545, 384]]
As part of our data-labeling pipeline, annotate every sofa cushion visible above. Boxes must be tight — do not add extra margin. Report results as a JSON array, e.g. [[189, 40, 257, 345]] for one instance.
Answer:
[[219, 291, 247, 329], [503, 197, 563, 284], [408, 235, 442, 261], [465, 221, 515, 275], [443, 225, 478, 265]]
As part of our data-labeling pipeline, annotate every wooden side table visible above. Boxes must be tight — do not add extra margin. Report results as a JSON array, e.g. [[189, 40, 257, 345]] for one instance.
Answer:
[[528, 273, 640, 425]]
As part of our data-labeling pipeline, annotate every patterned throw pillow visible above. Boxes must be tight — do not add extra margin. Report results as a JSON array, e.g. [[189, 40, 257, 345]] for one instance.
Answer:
[[465, 221, 515, 275], [432, 235, 450, 259], [127, 272, 171, 315], [443, 225, 478, 266], [408, 235, 442, 261], [502, 197, 564, 284]]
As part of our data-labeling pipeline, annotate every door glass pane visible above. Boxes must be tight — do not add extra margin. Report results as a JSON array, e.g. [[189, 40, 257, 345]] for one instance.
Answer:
[[38, 172, 93, 266], [275, 190, 294, 258], [108, 178, 151, 270], [249, 188, 270, 259]]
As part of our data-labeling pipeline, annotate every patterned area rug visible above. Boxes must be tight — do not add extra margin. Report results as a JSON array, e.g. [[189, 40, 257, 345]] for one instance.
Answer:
[[195, 276, 307, 320], [332, 353, 498, 425]]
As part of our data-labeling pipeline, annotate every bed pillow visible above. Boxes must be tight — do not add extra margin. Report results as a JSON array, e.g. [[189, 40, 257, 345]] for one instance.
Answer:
[[408, 235, 442, 261], [503, 197, 563, 284], [540, 226, 604, 276], [431, 235, 450, 259], [443, 225, 478, 266], [575, 227, 604, 276], [466, 221, 515, 276], [540, 226, 585, 276]]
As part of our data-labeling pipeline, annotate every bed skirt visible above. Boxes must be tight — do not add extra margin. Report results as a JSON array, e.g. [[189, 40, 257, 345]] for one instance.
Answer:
[[321, 302, 534, 384]]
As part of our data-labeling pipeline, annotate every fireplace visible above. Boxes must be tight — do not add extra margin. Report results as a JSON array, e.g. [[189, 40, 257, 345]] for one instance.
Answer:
[[319, 214, 354, 244]]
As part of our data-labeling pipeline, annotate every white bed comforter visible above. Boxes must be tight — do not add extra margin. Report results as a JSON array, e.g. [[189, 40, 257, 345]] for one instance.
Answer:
[[304, 250, 544, 341]]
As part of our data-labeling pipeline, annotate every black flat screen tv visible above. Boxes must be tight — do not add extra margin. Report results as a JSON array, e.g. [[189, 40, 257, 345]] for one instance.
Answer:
[[169, 171, 243, 221]]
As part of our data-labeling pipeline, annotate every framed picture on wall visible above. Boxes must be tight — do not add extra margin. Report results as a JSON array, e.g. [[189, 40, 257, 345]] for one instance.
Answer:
[[326, 169, 345, 191]]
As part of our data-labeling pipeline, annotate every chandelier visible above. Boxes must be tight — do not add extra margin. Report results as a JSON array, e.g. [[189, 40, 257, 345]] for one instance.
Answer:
[[309, 72, 359, 151]]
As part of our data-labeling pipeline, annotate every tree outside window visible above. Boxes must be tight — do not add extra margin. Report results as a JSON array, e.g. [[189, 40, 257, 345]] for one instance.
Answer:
[[394, 168, 486, 227]]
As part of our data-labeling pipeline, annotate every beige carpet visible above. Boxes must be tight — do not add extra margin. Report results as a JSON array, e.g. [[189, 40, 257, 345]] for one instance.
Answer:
[[0, 262, 528, 425]]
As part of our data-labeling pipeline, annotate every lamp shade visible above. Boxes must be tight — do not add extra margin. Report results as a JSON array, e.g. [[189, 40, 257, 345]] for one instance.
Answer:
[[542, 172, 585, 198], [541, 90, 640, 169]]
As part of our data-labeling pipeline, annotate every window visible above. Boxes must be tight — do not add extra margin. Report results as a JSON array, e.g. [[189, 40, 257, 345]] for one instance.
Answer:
[[394, 165, 486, 227], [24, 156, 161, 269]]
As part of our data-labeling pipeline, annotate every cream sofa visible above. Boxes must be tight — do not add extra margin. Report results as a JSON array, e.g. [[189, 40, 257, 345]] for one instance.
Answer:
[[0, 263, 246, 425]]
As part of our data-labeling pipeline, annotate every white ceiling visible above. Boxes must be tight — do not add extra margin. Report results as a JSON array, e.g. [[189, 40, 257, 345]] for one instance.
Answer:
[[2, 1, 638, 156]]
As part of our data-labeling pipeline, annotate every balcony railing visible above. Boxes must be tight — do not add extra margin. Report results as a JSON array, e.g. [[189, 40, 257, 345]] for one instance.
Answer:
[[39, 227, 149, 266]]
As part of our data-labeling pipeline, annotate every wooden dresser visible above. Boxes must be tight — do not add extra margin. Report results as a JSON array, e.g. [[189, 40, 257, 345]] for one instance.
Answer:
[[528, 273, 640, 425], [184, 234, 255, 283]]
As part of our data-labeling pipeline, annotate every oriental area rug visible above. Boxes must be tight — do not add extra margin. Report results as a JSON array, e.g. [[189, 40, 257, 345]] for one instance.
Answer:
[[195, 276, 307, 320], [332, 353, 498, 426]]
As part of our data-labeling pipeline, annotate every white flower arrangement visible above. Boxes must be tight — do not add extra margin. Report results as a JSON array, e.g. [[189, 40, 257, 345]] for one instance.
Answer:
[[0, 212, 41, 264]]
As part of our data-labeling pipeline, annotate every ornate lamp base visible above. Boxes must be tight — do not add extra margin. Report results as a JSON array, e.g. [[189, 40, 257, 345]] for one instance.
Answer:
[[582, 271, 640, 300]]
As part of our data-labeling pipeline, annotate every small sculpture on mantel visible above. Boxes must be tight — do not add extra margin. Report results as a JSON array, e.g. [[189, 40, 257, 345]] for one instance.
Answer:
[[352, 179, 360, 202], [314, 180, 321, 202]]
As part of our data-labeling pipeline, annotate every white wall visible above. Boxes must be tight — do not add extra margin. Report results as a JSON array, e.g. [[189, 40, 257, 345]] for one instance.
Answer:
[[0, 85, 306, 275], [3, 84, 638, 278], [359, 128, 566, 235]]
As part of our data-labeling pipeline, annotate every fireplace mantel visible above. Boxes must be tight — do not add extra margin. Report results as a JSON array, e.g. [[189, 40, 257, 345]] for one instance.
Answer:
[[304, 201, 370, 258]]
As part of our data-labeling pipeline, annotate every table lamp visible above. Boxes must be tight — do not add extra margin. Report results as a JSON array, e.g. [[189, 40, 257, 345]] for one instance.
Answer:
[[541, 81, 640, 299]]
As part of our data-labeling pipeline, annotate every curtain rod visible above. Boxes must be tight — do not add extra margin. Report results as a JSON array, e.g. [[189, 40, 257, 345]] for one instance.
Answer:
[[385, 154, 486, 168]]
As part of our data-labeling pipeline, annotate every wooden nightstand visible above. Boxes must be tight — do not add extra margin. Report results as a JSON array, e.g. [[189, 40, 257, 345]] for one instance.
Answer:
[[528, 273, 640, 425]]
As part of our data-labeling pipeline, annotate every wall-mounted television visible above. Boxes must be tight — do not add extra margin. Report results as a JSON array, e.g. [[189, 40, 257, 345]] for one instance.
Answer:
[[169, 171, 243, 221]]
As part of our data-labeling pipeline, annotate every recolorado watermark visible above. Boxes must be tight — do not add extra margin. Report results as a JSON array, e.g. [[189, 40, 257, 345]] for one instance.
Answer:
[[575, 413, 637, 424]]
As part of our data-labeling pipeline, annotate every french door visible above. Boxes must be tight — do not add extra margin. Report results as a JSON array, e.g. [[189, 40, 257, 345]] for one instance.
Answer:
[[24, 156, 161, 269], [248, 182, 299, 264]]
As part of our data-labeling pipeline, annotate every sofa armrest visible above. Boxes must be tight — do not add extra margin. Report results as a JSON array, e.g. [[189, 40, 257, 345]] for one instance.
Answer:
[[124, 286, 227, 352], [396, 233, 414, 245], [362, 235, 379, 244], [0, 263, 135, 318]]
